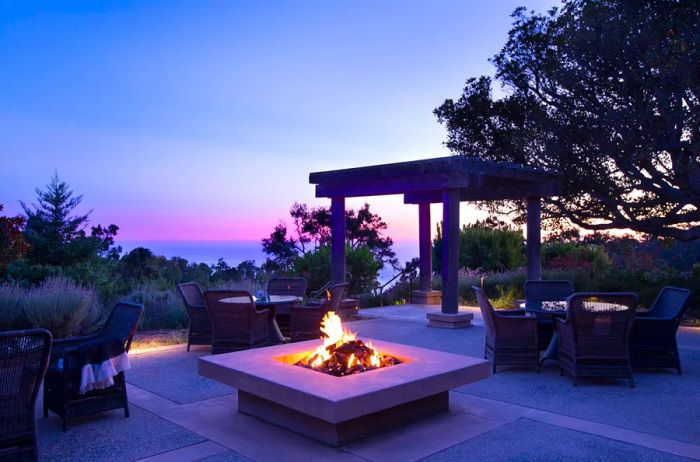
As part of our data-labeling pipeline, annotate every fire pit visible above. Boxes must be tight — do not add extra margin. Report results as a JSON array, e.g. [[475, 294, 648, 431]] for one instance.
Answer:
[[199, 313, 490, 446]]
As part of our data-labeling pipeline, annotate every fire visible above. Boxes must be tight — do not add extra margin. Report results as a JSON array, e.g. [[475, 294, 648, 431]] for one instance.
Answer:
[[295, 311, 400, 376]]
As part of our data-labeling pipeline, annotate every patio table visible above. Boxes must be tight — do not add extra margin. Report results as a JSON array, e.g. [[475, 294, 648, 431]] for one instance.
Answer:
[[522, 301, 568, 363]]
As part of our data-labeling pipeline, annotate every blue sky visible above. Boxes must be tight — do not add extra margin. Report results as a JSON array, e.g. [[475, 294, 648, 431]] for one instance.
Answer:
[[0, 0, 559, 242]]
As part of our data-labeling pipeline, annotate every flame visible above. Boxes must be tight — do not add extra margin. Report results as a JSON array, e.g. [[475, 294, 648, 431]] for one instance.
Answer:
[[301, 311, 387, 374], [325, 288, 331, 300]]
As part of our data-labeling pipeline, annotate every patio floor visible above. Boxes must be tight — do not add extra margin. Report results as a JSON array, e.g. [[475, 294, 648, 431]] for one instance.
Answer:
[[37, 305, 700, 461]]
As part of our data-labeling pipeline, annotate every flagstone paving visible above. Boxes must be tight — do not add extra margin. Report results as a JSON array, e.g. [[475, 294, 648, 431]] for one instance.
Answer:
[[37, 305, 700, 461]]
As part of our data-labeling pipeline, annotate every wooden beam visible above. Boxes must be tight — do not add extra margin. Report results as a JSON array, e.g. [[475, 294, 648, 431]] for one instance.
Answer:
[[526, 197, 542, 281], [441, 189, 460, 314], [316, 173, 474, 198], [330, 197, 346, 284], [310, 156, 558, 186], [404, 182, 560, 204], [418, 202, 432, 291]]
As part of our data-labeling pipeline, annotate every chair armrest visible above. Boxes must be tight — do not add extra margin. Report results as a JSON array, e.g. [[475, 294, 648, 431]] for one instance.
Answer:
[[493, 313, 537, 329], [51, 333, 100, 357], [495, 309, 527, 317]]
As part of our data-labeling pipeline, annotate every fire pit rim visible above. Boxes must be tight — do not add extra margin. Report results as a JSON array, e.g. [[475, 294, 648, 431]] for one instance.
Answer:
[[198, 337, 491, 423]]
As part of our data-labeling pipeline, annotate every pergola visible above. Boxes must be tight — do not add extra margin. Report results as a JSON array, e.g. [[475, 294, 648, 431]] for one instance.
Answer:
[[309, 156, 561, 326]]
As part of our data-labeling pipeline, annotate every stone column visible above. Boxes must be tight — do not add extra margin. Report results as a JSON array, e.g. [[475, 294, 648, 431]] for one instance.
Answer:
[[427, 189, 472, 328], [413, 202, 441, 305], [330, 196, 346, 284], [526, 197, 542, 281]]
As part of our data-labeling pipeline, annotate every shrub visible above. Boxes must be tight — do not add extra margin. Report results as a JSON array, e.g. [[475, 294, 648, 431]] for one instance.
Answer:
[[20, 276, 105, 338], [126, 283, 188, 330], [543, 242, 611, 274], [0, 282, 24, 329], [433, 221, 525, 272], [293, 245, 382, 296]]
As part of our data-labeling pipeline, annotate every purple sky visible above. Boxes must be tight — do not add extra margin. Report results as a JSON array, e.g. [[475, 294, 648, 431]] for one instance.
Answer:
[[1, 1, 558, 244]]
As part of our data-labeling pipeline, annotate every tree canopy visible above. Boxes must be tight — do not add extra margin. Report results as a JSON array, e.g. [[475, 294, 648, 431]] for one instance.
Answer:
[[434, 0, 700, 240], [262, 202, 397, 272], [20, 173, 119, 266]]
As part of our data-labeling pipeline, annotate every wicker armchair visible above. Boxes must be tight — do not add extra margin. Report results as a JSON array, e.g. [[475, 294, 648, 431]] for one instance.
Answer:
[[290, 283, 348, 342], [557, 293, 637, 387], [203, 290, 269, 354], [267, 277, 307, 298], [472, 286, 539, 374], [177, 282, 213, 351], [44, 301, 144, 430], [632, 286, 691, 374], [524, 280, 574, 350], [0, 329, 51, 461]]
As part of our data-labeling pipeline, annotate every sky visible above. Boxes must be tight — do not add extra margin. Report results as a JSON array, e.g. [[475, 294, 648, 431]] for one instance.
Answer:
[[0, 0, 560, 245]]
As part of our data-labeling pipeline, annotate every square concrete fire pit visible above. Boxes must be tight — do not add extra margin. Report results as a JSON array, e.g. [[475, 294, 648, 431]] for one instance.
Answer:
[[199, 338, 490, 446]]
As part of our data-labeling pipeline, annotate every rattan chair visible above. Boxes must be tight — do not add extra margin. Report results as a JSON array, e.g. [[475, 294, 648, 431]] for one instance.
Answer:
[[472, 286, 539, 374], [0, 329, 52, 461], [43, 301, 144, 431], [267, 277, 307, 298], [557, 292, 637, 387], [203, 290, 269, 354], [632, 286, 691, 374], [290, 283, 348, 342], [177, 282, 213, 351], [524, 280, 574, 350]]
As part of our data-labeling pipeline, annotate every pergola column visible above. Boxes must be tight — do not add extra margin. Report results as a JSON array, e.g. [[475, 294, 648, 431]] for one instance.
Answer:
[[426, 189, 472, 328], [441, 189, 460, 313], [418, 202, 432, 291], [330, 196, 346, 284], [526, 197, 542, 281], [413, 203, 441, 306]]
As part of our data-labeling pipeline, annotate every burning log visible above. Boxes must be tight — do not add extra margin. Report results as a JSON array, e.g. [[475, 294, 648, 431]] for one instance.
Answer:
[[295, 311, 400, 377]]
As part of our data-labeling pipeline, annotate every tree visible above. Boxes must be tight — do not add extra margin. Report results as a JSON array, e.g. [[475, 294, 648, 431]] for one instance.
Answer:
[[432, 219, 525, 272], [262, 202, 397, 272], [21, 173, 119, 266], [0, 204, 29, 274], [434, 0, 700, 241]]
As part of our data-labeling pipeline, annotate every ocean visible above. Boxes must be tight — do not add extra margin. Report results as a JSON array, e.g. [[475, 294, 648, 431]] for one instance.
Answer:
[[118, 240, 419, 284]]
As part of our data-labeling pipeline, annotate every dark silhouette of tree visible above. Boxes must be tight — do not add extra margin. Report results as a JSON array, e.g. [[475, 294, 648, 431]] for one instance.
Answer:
[[262, 202, 397, 273], [0, 204, 29, 274], [21, 173, 119, 266], [435, 0, 700, 240]]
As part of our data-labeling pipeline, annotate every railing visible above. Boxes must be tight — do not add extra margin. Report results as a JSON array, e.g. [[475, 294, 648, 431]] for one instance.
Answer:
[[374, 266, 418, 307], [308, 272, 353, 300]]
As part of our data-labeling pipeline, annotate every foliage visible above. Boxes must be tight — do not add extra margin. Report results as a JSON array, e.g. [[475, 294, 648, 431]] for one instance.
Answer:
[[210, 258, 263, 286], [21, 173, 120, 266], [0, 204, 29, 275], [262, 202, 397, 274], [292, 244, 382, 295], [0, 276, 106, 338], [434, 0, 700, 240], [432, 218, 525, 272], [126, 284, 188, 330], [542, 241, 611, 274]]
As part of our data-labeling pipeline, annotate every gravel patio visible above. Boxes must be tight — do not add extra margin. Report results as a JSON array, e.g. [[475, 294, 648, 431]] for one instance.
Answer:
[[36, 306, 700, 462]]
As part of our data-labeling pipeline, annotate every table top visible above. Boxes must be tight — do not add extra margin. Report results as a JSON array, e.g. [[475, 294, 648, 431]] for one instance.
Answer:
[[521, 301, 568, 315], [522, 300, 630, 315], [220, 294, 302, 306]]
